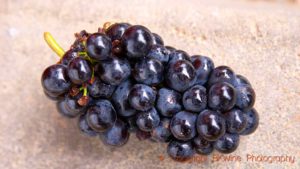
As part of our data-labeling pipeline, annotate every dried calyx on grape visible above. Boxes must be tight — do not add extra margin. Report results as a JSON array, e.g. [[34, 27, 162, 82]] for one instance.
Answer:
[[41, 22, 259, 162]]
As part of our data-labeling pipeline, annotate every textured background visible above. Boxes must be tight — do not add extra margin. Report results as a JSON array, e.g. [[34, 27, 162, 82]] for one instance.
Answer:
[[0, 0, 300, 168]]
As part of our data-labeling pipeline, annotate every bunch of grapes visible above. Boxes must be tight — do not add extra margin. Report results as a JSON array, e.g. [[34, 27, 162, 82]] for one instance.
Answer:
[[41, 22, 259, 162]]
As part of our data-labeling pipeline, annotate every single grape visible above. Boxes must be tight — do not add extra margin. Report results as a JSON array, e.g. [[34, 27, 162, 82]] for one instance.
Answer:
[[235, 85, 256, 110], [124, 115, 138, 132], [168, 50, 190, 64], [156, 88, 182, 117], [67, 57, 92, 84], [112, 79, 137, 117], [167, 140, 195, 161], [87, 76, 116, 99], [86, 100, 117, 132], [165, 46, 176, 52], [96, 57, 131, 85], [151, 118, 172, 142], [128, 84, 156, 111], [146, 45, 170, 65], [87, 97, 103, 108], [56, 99, 80, 118], [190, 55, 214, 85], [197, 109, 226, 141], [152, 33, 164, 45], [64, 92, 87, 116], [136, 129, 151, 141], [207, 66, 236, 87], [41, 64, 71, 96], [100, 119, 129, 147], [86, 33, 112, 61], [43, 89, 64, 101], [223, 108, 247, 134], [208, 82, 237, 112], [166, 60, 196, 92], [214, 133, 239, 154], [78, 114, 98, 137], [182, 85, 207, 112], [240, 108, 259, 135], [170, 111, 197, 141], [192, 135, 214, 155], [234, 74, 251, 87], [136, 108, 160, 132], [105, 23, 131, 41], [61, 49, 77, 66], [121, 25, 153, 59], [133, 57, 164, 85]]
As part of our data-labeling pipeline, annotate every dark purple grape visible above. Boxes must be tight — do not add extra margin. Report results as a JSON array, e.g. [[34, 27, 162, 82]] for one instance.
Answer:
[[170, 111, 197, 141], [234, 74, 251, 87], [133, 58, 164, 85], [86, 33, 112, 61], [56, 99, 80, 118], [235, 86, 256, 110], [86, 100, 117, 132], [128, 84, 156, 111], [136, 108, 160, 132], [146, 45, 170, 65], [124, 115, 138, 132], [197, 109, 226, 141], [167, 140, 195, 161], [207, 66, 236, 87], [43, 89, 64, 101], [64, 91, 87, 116], [214, 133, 239, 154], [67, 57, 92, 85], [165, 46, 176, 52], [156, 88, 182, 117], [78, 114, 98, 137], [190, 55, 214, 85], [41, 64, 71, 96], [182, 85, 207, 112], [208, 82, 237, 112], [224, 108, 247, 134], [192, 135, 214, 155], [96, 57, 131, 85], [87, 97, 102, 108], [105, 23, 131, 41], [136, 129, 151, 141], [61, 49, 77, 65], [151, 118, 172, 142], [168, 50, 190, 64], [240, 108, 259, 135], [100, 119, 129, 147], [152, 33, 164, 45], [112, 79, 137, 117], [166, 60, 196, 92], [87, 76, 116, 98], [121, 25, 153, 59]]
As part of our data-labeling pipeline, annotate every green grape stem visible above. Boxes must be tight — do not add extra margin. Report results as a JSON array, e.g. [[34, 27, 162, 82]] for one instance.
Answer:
[[44, 32, 65, 58]]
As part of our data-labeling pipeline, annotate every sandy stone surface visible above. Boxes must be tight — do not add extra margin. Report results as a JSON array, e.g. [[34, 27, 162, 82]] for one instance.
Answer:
[[0, 0, 300, 168]]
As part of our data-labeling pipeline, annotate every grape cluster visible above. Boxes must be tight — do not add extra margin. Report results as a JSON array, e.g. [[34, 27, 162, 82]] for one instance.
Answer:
[[41, 23, 259, 162]]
